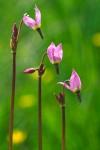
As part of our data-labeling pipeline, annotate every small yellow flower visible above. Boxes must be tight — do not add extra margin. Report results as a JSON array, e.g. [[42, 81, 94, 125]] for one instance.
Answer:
[[19, 95, 35, 108], [13, 130, 26, 144], [92, 33, 100, 47]]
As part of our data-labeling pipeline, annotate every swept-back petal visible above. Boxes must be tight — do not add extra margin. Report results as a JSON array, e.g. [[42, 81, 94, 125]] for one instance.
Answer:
[[35, 5, 41, 27], [23, 15, 36, 29], [58, 82, 72, 91]]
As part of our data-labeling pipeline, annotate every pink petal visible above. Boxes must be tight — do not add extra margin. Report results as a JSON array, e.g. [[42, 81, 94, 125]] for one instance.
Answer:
[[24, 68, 36, 74], [70, 69, 82, 92], [35, 5, 41, 27], [57, 43, 62, 51], [58, 82, 72, 91], [23, 15, 36, 29], [53, 43, 63, 62], [47, 42, 56, 63], [47, 42, 63, 64]]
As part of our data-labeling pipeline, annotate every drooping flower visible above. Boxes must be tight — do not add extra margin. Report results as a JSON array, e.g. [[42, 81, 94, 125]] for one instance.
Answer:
[[47, 42, 63, 64], [23, 5, 43, 39], [47, 42, 63, 75], [23, 5, 41, 30], [58, 69, 82, 102]]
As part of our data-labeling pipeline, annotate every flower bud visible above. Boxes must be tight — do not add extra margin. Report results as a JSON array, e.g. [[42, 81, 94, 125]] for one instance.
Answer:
[[24, 68, 37, 74], [54, 92, 65, 107], [10, 23, 18, 52]]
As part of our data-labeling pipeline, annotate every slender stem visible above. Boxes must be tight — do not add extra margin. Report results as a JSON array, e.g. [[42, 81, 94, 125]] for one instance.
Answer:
[[9, 52, 16, 150], [9, 20, 22, 150], [38, 76, 42, 150], [62, 105, 65, 150], [17, 20, 23, 43], [41, 52, 47, 64], [62, 87, 65, 150]]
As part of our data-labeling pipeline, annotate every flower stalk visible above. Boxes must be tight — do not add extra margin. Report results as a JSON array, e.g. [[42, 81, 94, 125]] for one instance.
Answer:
[[56, 69, 82, 150], [54, 88, 65, 150], [62, 104, 65, 150], [24, 42, 63, 149], [24, 52, 46, 150], [38, 75, 42, 150], [9, 51, 16, 150], [62, 88, 65, 150], [37, 54, 46, 150], [9, 21, 23, 150]]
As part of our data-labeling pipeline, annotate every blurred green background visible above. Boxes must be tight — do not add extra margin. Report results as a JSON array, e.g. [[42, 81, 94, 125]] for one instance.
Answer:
[[0, 0, 100, 149]]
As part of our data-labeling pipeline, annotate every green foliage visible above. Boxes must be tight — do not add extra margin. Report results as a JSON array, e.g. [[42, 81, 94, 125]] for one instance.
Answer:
[[0, 0, 100, 149]]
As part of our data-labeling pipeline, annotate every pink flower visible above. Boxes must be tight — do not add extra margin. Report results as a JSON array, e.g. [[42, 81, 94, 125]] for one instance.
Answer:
[[23, 5, 41, 30], [58, 69, 82, 93], [47, 42, 63, 64], [23, 5, 43, 39]]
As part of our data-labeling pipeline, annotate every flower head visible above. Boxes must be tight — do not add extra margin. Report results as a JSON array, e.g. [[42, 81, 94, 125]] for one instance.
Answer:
[[58, 69, 82, 102], [23, 5, 41, 30], [10, 23, 18, 52], [47, 42, 63, 75], [23, 5, 43, 39], [47, 42, 63, 64]]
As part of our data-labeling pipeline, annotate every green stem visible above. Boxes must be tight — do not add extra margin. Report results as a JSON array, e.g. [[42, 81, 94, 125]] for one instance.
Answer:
[[62, 105, 65, 150], [38, 76, 42, 150], [9, 52, 16, 150]]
